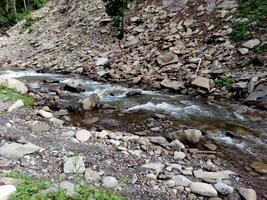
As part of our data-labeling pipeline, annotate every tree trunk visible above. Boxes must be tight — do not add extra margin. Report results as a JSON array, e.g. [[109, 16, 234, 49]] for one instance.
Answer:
[[13, 0, 17, 22], [23, 0, 27, 10]]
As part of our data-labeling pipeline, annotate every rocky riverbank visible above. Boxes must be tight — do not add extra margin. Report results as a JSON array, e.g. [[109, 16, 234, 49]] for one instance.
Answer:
[[0, 74, 266, 199], [0, 0, 266, 110]]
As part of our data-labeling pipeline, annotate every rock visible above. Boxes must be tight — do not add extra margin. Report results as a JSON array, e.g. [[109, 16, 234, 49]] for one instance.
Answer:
[[85, 168, 101, 182], [193, 169, 235, 181], [0, 142, 42, 159], [0, 76, 28, 94], [141, 163, 164, 173], [192, 77, 214, 91], [214, 182, 233, 195], [203, 143, 217, 151], [183, 129, 202, 144], [126, 90, 142, 97], [174, 151, 186, 159], [102, 176, 118, 188], [239, 48, 249, 55], [82, 94, 100, 110], [244, 83, 267, 109], [96, 57, 109, 66], [49, 117, 64, 126], [63, 79, 85, 93], [157, 53, 179, 66], [190, 182, 218, 197], [238, 187, 256, 200], [45, 181, 75, 196], [172, 175, 192, 186], [38, 109, 53, 119], [7, 100, 24, 112], [160, 79, 185, 91], [0, 185, 16, 200], [232, 81, 248, 89], [63, 156, 85, 174], [242, 39, 260, 49], [250, 161, 267, 174], [75, 129, 92, 142], [31, 122, 50, 132], [168, 139, 185, 151], [150, 136, 168, 146]]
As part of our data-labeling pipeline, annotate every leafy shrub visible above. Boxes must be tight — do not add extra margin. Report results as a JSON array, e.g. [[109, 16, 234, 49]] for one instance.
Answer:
[[215, 76, 233, 91]]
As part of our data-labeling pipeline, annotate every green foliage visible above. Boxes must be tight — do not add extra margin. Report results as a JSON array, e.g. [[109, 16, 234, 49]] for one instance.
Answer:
[[0, 0, 46, 28], [20, 15, 33, 33], [231, 0, 267, 42], [102, 0, 132, 38], [215, 76, 233, 91], [0, 86, 35, 106], [2, 172, 124, 200]]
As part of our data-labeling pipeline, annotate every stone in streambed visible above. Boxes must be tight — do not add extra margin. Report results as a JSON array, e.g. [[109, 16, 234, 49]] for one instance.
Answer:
[[75, 129, 91, 142], [82, 94, 100, 110], [192, 77, 214, 91], [172, 175, 191, 186], [214, 182, 233, 195], [0, 185, 16, 200], [8, 100, 24, 112], [242, 39, 260, 49], [238, 187, 256, 200], [190, 182, 218, 197], [38, 109, 53, 119]]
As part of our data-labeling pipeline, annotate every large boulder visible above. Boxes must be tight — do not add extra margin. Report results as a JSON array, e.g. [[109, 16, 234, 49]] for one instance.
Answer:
[[0, 75, 28, 94], [82, 94, 100, 110]]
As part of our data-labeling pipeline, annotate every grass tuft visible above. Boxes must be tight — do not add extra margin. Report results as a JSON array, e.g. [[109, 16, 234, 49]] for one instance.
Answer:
[[0, 86, 35, 106], [1, 172, 124, 200]]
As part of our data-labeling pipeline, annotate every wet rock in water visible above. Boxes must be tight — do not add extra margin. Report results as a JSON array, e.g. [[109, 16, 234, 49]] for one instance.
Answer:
[[63, 156, 85, 174], [191, 77, 214, 91], [83, 117, 99, 125], [242, 39, 260, 49], [193, 169, 235, 181], [0, 142, 42, 159], [172, 175, 192, 186], [0, 185, 16, 200], [82, 94, 100, 110], [75, 129, 92, 142], [238, 187, 256, 200], [63, 79, 85, 93], [157, 53, 179, 66], [102, 176, 118, 188], [214, 182, 233, 195], [126, 90, 142, 97], [0, 76, 28, 94], [7, 100, 24, 112], [160, 79, 185, 91], [190, 182, 218, 197]]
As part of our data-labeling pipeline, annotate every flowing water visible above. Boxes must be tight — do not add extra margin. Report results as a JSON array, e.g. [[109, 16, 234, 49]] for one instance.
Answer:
[[1, 70, 267, 179]]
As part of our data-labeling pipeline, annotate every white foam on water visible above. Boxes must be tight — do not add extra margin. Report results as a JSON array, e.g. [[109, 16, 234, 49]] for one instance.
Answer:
[[127, 102, 183, 113], [0, 70, 61, 78]]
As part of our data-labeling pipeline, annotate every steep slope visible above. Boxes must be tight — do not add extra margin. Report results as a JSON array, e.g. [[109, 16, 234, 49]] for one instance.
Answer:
[[0, 0, 266, 107]]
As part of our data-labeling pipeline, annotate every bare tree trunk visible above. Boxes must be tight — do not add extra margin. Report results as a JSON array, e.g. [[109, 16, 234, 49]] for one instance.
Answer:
[[23, 0, 27, 10], [13, 0, 18, 22]]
